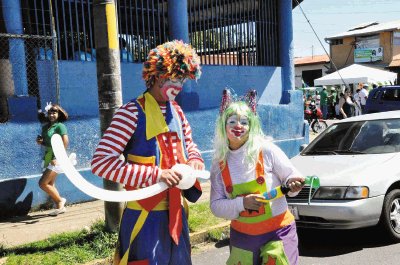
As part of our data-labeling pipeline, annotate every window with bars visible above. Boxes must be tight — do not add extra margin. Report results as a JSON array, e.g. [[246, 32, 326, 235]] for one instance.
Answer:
[[12, 0, 168, 62], [1, 0, 280, 66], [188, 0, 280, 66]]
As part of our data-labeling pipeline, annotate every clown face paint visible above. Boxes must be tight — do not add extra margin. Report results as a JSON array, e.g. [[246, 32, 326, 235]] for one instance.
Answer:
[[160, 79, 185, 101], [225, 114, 250, 150]]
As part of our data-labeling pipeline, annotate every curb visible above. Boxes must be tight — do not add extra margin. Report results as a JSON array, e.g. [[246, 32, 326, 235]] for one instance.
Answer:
[[81, 222, 231, 265], [190, 221, 230, 245]]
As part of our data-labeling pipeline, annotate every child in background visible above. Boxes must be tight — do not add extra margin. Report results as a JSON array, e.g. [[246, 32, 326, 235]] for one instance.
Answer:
[[210, 90, 304, 265], [36, 103, 69, 216]]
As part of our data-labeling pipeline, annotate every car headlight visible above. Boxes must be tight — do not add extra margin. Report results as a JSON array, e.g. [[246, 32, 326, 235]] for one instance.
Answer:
[[313, 186, 369, 199]]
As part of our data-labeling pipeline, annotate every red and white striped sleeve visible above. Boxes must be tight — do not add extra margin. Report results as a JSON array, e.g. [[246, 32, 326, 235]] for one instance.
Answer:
[[91, 102, 162, 188], [172, 101, 204, 163]]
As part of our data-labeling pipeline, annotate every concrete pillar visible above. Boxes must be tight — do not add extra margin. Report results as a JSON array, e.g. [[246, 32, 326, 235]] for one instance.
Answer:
[[168, 0, 199, 110], [279, 0, 295, 103], [2, 0, 28, 96], [168, 0, 189, 43]]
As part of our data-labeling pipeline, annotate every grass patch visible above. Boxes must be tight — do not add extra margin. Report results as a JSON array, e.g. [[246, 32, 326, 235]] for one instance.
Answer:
[[187, 201, 225, 233], [0, 221, 117, 265], [207, 227, 230, 242], [0, 201, 226, 264]]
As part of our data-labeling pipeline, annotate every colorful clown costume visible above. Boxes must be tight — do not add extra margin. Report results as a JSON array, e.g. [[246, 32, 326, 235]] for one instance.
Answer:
[[210, 141, 301, 265], [91, 92, 203, 265]]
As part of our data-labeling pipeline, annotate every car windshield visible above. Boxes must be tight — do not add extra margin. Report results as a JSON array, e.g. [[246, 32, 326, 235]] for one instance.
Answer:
[[303, 118, 400, 155]]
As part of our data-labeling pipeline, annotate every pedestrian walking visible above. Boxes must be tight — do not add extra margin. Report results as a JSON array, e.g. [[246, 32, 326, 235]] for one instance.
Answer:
[[36, 103, 69, 216], [320, 87, 329, 119], [339, 90, 355, 119], [360, 84, 369, 114], [353, 89, 362, 116]]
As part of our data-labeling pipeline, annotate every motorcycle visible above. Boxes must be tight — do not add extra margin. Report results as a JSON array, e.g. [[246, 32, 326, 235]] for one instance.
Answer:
[[304, 102, 328, 133]]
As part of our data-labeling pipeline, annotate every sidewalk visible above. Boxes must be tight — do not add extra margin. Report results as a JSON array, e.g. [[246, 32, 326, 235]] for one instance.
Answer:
[[0, 182, 213, 248], [1, 119, 333, 249]]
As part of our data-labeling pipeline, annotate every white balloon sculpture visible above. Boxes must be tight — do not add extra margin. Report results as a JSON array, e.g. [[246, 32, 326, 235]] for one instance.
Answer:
[[51, 134, 210, 202]]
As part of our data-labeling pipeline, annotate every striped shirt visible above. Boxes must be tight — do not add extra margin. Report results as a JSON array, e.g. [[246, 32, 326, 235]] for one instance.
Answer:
[[91, 100, 203, 188]]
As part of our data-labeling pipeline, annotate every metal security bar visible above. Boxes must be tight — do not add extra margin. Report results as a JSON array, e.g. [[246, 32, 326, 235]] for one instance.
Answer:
[[0, 33, 59, 122], [19, 0, 169, 63], [188, 0, 279, 66], [117, 0, 169, 63]]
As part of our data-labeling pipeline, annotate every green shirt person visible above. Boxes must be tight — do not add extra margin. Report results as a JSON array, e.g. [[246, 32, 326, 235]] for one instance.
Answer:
[[36, 104, 69, 216], [320, 88, 329, 119]]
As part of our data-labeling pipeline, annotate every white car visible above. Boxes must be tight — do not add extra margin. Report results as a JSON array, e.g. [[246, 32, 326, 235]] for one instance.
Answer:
[[289, 110, 400, 242]]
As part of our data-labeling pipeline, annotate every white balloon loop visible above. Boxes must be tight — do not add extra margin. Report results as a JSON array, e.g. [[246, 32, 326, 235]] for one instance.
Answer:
[[51, 134, 209, 202]]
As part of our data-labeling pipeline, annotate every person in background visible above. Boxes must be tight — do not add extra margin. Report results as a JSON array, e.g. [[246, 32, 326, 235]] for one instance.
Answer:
[[339, 90, 355, 119], [210, 91, 304, 265], [359, 84, 369, 114], [304, 95, 314, 111], [36, 103, 69, 216], [353, 88, 362, 116], [91, 40, 203, 265], [327, 88, 336, 119], [335, 92, 343, 119], [320, 87, 329, 119], [315, 93, 321, 110]]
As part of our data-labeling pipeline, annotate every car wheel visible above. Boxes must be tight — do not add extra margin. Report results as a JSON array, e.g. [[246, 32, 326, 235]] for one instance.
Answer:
[[378, 189, 400, 242]]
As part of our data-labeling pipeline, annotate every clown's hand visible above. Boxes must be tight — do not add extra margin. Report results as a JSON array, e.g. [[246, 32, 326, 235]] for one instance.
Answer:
[[159, 169, 182, 188], [287, 177, 305, 193], [171, 164, 210, 190]]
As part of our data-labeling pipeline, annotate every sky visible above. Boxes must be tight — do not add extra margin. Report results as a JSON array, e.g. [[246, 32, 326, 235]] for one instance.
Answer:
[[292, 0, 400, 58]]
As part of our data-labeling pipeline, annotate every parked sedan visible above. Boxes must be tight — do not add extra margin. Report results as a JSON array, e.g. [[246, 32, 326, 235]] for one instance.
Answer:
[[289, 110, 400, 242]]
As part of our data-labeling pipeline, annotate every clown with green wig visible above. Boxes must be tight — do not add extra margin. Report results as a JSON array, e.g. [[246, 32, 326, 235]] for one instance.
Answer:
[[91, 40, 204, 265], [210, 89, 305, 265]]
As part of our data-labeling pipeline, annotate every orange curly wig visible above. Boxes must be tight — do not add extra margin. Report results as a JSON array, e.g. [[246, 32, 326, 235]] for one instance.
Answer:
[[142, 40, 202, 88]]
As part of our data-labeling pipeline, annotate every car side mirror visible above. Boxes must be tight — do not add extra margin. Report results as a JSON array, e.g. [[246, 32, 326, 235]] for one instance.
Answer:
[[299, 144, 308, 152]]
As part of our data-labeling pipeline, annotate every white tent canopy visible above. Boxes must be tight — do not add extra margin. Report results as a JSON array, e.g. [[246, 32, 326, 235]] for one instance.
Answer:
[[314, 64, 397, 86]]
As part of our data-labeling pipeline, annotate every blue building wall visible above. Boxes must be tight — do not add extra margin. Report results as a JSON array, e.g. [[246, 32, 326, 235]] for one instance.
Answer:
[[53, 62, 284, 116], [0, 61, 308, 217], [0, 0, 307, 217]]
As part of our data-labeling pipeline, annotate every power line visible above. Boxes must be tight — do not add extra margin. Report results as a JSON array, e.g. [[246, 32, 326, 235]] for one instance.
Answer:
[[294, 0, 349, 89]]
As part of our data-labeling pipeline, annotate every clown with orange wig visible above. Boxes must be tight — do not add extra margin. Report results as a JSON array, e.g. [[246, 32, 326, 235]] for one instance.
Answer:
[[91, 40, 203, 265]]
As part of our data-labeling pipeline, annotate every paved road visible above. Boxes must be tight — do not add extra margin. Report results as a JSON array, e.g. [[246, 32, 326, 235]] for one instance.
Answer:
[[192, 227, 400, 265]]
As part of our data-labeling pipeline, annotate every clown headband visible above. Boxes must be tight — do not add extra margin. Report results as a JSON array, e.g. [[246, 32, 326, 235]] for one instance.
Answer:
[[219, 88, 258, 115]]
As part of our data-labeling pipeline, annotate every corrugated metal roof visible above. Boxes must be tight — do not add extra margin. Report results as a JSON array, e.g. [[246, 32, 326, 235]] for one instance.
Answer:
[[326, 20, 400, 40], [294, 54, 330, 66]]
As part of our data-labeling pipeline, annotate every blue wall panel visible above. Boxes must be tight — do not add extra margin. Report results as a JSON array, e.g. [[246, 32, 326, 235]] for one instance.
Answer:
[[0, 62, 308, 216], [58, 62, 99, 116], [193, 65, 283, 108], [54, 62, 284, 113]]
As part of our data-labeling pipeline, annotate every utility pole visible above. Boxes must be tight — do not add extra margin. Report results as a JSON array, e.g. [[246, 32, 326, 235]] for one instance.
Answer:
[[93, 0, 123, 232]]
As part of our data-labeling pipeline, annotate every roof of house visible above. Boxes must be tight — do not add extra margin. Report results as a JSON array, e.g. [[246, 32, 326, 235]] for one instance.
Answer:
[[294, 54, 330, 66], [389, 54, 400, 68], [326, 19, 400, 40]]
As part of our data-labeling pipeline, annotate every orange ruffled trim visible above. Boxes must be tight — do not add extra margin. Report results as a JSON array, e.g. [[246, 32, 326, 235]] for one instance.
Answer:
[[231, 210, 294, 236]]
